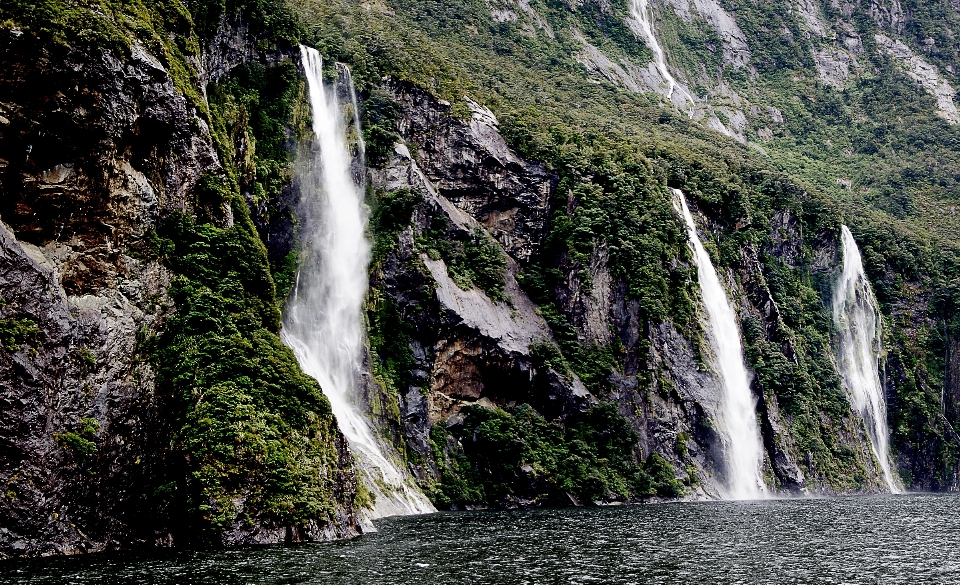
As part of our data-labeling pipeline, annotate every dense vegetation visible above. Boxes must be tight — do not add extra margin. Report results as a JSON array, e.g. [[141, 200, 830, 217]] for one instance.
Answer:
[[430, 403, 683, 507], [147, 205, 349, 536], [323, 0, 960, 489], [7, 0, 960, 526]]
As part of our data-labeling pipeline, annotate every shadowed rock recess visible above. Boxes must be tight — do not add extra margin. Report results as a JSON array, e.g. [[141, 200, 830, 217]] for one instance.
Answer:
[[3, 0, 960, 558]]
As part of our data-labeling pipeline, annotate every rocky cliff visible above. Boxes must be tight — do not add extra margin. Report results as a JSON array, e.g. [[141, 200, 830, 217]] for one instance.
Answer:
[[3, 0, 960, 558], [0, 7, 362, 558], [362, 78, 909, 503]]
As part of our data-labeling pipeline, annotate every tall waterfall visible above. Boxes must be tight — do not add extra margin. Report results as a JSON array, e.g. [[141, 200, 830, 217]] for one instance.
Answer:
[[629, 0, 693, 108], [672, 189, 767, 500], [282, 45, 435, 518], [832, 226, 900, 493]]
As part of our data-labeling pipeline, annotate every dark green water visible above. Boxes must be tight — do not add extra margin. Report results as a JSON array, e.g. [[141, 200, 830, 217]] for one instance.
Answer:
[[3, 494, 958, 584]]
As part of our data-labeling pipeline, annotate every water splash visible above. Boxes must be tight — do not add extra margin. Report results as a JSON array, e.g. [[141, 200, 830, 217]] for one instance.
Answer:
[[282, 45, 435, 518], [832, 226, 900, 493], [673, 189, 767, 500], [629, 0, 694, 109]]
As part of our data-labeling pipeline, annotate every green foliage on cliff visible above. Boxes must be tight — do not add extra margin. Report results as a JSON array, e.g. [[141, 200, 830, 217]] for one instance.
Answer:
[[450, 229, 508, 302], [430, 402, 683, 507], [360, 88, 403, 168], [1, 0, 205, 108], [150, 207, 346, 535], [367, 294, 417, 400], [187, 0, 301, 43], [207, 60, 304, 301], [55, 417, 100, 458], [0, 318, 37, 352], [146, 41, 351, 534], [418, 217, 508, 303], [369, 187, 420, 262]]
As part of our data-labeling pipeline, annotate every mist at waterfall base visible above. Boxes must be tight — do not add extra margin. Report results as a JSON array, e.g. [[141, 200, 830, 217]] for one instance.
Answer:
[[8, 494, 959, 584], [281, 45, 433, 517], [673, 190, 767, 500], [833, 226, 900, 493]]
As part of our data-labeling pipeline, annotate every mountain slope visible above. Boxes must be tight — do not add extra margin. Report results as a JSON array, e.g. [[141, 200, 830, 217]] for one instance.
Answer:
[[1, 0, 959, 557]]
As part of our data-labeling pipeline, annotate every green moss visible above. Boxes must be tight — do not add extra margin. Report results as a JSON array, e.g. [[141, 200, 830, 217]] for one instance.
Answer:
[[366, 294, 416, 401], [77, 348, 97, 368], [133, 40, 359, 535], [0, 318, 38, 352], [271, 249, 300, 305], [56, 417, 100, 458]]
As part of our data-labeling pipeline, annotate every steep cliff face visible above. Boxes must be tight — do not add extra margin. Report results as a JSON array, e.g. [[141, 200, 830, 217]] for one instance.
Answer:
[[4, 0, 960, 559], [0, 23, 209, 556], [362, 79, 898, 503], [365, 91, 597, 487], [0, 10, 361, 557]]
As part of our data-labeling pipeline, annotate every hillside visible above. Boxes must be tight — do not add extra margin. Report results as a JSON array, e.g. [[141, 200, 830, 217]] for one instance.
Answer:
[[0, 0, 958, 556]]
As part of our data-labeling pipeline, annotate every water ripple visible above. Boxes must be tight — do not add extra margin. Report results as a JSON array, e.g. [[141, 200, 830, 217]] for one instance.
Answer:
[[3, 494, 959, 584]]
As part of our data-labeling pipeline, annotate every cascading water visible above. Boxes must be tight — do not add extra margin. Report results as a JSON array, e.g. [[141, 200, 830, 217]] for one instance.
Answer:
[[627, 0, 750, 141], [832, 226, 900, 493], [282, 45, 435, 518], [629, 0, 694, 108], [672, 189, 767, 500]]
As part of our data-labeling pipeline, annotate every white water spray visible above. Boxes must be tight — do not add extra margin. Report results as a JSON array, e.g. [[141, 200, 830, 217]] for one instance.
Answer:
[[282, 45, 435, 518], [673, 189, 767, 500], [832, 226, 900, 493], [629, 0, 694, 108]]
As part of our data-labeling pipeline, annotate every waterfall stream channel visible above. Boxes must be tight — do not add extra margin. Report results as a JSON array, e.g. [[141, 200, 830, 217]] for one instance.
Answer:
[[280, 45, 434, 519], [832, 225, 900, 492], [673, 189, 767, 499]]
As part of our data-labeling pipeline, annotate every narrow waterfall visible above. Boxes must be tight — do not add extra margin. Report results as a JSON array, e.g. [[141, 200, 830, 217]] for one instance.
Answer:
[[672, 189, 767, 500], [629, 0, 693, 108], [832, 226, 900, 493], [282, 45, 435, 518]]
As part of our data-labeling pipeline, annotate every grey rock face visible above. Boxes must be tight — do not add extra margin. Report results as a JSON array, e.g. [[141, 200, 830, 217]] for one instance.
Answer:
[[0, 27, 212, 557], [368, 144, 595, 479], [874, 33, 960, 124], [0, 211, 172, 557], [643, 322, 727, 497], [0, 26, 359, 557], [425, 255, 548, 355], [199, 16, 292, 88], [387, 82, 555, 265]]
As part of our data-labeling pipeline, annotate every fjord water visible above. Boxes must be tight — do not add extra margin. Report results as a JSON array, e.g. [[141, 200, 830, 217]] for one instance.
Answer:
[[833, 226, 900, 492], [673, 190, 767, 499], [281, 46, 433, 517], [6, 494, 959, 584]]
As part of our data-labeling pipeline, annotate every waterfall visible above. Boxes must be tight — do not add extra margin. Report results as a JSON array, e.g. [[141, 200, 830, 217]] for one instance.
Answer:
[[672, 189, 767, 500], [282, 45, 435, 518], [832, 226, 900, 493], [629, 0, 694, 109]]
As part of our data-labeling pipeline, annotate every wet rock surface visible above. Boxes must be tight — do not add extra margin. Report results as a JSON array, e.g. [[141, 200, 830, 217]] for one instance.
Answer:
[[0, 23, 359, 558], [0, 26, 202, 558]]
